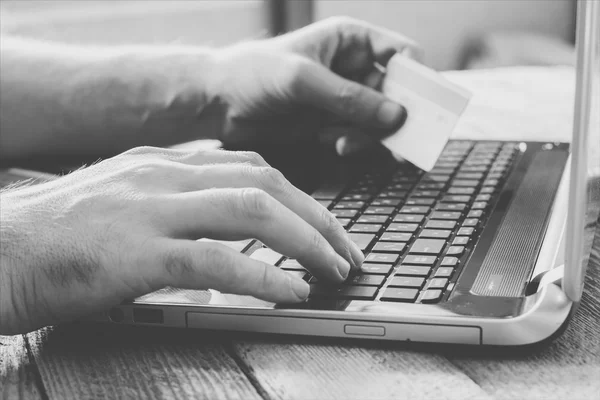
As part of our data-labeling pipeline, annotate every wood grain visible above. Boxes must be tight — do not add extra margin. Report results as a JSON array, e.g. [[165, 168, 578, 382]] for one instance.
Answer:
[[25, 325, 261, 400], [0, 334, 43, 400], [230, 338, 491, 400]]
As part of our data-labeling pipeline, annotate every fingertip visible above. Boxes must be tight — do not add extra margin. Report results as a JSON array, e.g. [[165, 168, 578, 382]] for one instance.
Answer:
[[289, 276, 310, 301], [376, 101, 407, 130]]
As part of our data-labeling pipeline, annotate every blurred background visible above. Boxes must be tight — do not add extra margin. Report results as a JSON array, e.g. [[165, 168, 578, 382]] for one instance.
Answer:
[[0, 0, 577, 70]]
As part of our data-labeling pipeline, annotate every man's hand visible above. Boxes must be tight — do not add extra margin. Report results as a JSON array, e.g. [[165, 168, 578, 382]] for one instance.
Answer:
[[212, 17, 421, 155], [0, 147, 363, 334]]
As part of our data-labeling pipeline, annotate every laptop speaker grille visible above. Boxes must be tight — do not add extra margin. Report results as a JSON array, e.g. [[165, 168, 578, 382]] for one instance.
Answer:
[[471, 150, 568, 297]]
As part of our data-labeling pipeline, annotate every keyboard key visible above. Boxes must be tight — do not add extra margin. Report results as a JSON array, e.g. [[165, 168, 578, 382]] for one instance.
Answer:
[[250, 248, 284, 265], [399, 206, 430, 214], [471, 201, 488, 210], [371, 198, 403, 207], [418, 183, 445, 190], [372, 242, 406, 253], [349, 224, 382, 234], [447, 187, 476, 195], [388, 183, 413, 191], [420, 289, 443, 303], [412, 190, 440, 198], [280, 259, 306, 271], [441, 195, 471, 203], [427, 278, 448, 289], [349, 233, 376, 251], [360, 263, 393, 275], [378, 190, 408, 198], [451, 179, 480, 187], [387, 223, 419, 233], [364, 206, 395, 215], [430, 211, 462, 220], [440, 257, 459, 266], [312, 185, 344, 200], [452, 236, 470, 246], [380, 232, 412, 242], [402, 255, 437, 265], [339, 286, 378, 300], [436, 203, 467, 212], [365, 253, 400, 264], [331, 209, 359, 218], [462, 218, 479, 227], [423, 174, 451, 183], [479, 187, 495, 194], [405, 198, 436, 206], [409, 239, 446, 255], [357, 215, 388, 224], [336, 201, 365, 209], [380, 288, 419, 302], [446, 246, 465, 256], [455, 172, 484, 180], [457, 227, 475, 236], [345, 274, 386, 286], [396, 266, 431, 276], [425, 220, 457, 230], [475, 194, 492, 202], [389, 276, 425, 288], [434, 267, 454, 277], [342, 193, 371, 201], [394, 214, 424, 223], [467, 210, 484, 218], [337, 218, 352, 228], [419, 229, 451, 239]]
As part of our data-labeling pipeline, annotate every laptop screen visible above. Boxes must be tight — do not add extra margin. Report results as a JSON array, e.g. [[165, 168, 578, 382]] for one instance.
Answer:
[[564, 0, 600, 302]]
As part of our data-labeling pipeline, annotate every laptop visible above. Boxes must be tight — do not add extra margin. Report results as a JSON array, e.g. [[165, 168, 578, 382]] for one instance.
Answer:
[[1, 1, 598, 345]]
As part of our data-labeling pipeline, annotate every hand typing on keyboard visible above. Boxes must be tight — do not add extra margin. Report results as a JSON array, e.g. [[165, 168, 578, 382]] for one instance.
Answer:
[[0, 148, 363, 334]]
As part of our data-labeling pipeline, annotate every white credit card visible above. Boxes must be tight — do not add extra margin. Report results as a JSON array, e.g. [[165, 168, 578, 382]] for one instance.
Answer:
[[381, 55, 472, 171]]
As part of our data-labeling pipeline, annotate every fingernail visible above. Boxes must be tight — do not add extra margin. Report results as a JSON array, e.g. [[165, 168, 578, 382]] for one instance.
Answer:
[[377, 101, 407, 129], [348, 241, 364, 270], [336, 254, 351, 280], [290, 277, 310, 301]]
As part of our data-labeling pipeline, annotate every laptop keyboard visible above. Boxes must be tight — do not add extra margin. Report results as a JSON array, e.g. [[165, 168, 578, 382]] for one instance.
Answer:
[[0, 141, 519, 305], [247, 140, 519, 304]]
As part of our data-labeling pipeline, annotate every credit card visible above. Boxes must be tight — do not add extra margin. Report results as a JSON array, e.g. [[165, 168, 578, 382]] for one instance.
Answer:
[[381, 55, 472, 171]]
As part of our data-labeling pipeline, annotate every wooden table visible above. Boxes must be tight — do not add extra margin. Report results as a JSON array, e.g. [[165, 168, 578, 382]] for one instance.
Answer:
[[2, 68, 599, 399]]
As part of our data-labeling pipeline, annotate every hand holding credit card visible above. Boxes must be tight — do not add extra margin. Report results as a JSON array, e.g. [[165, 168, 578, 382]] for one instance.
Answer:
[[381, 54, 472, 171]]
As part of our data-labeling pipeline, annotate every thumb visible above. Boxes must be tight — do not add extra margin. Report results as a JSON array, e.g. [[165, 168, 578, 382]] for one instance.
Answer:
[[292, 60, 407, 130]]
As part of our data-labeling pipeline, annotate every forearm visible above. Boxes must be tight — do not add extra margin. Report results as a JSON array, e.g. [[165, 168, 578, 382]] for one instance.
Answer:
[[0, 37, 225, 160]]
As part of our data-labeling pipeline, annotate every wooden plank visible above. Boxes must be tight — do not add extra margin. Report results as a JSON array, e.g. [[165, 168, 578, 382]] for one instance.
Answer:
[[26, 325, 261, 400], [446, 227, 600, 400], [231, 338, 491, 400], [0, 334, 44, 400]]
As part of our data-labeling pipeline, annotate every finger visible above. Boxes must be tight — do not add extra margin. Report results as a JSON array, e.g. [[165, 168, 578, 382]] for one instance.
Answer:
[[119, 146, 270, 167], [160, 188, 351, 282], [173, 164, 364, 270], [292, 60, 407, 130], [154, 241, 310, 303], [336, 134, 377, 157]]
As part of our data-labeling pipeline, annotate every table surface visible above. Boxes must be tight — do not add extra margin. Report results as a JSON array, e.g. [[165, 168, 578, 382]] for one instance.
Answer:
[[2, 67, 599, 400]]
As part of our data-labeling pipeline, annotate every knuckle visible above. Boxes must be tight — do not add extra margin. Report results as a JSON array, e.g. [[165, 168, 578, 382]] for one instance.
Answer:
[[337, 82, 363, 115], [326, 15, 359, 29], [237, 188, 273, 220], [321, 207, 341, 236], [285, 57, 312, 95], [121, 146, 161, 157], [256, 167, 288, 193], [237, 151, 267, 166], [162, 246, 195, 278]]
